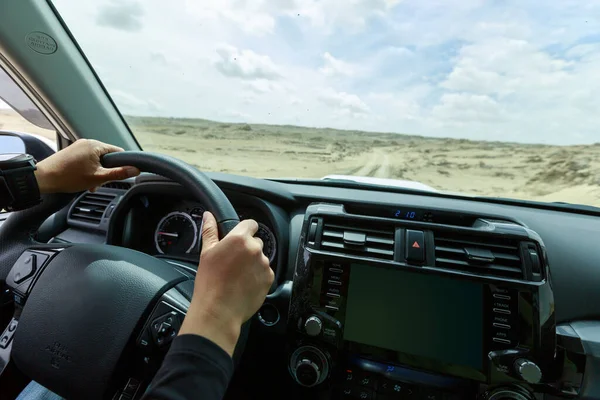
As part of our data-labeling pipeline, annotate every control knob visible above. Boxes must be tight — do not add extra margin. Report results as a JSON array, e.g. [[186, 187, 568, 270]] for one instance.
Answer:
[[295, 358, 321, 387], [514, 358, 542, 384], [482, 385, 535, 400], [289, 346, 329, 387], [304, 316, 322, 337]]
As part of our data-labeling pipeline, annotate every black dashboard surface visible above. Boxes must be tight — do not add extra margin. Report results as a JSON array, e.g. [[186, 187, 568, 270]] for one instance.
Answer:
[[62, 173, 600, 324]]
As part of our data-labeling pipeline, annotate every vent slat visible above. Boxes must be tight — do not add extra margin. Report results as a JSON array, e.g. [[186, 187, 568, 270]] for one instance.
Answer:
[[69, 192, 116, 225], [78, 200, 112, 207], [433, 232, 523, 279], [102, 181, 132, 190], [320, 221, 395, 260]]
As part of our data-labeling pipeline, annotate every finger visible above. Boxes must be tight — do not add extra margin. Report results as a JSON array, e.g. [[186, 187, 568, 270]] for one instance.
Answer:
[[230, 219, 259, 237], [96, 166, 140, 182], [201, 212, 219, 251], [254, 237, 264, 249]]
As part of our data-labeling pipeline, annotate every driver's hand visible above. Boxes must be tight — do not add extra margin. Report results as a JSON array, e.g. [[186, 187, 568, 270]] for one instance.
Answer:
[[179, 211, 274, 357], [35, 139, 140, 193]]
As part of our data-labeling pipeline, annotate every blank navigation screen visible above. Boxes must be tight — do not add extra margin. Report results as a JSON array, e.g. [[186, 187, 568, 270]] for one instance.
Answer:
[[344, 264, 483, 370]]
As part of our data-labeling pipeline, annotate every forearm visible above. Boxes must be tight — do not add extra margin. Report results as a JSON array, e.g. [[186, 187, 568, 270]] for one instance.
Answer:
[[142, 334, 234, 400]]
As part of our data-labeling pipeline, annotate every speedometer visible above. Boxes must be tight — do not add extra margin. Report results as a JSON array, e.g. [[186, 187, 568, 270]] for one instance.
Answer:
[[256, 222, 277, 264], [155, 212, 198, 255]]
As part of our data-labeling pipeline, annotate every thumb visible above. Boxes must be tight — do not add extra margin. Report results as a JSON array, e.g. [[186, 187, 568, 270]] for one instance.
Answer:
[[98, 166, 140, 182], [201, 211, 219, 252]]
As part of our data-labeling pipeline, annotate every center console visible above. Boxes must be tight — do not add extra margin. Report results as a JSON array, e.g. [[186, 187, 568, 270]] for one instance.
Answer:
[[286, 203, 562, 399]]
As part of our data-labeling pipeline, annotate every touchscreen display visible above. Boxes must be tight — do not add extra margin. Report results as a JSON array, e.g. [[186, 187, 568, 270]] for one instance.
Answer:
[[344, 264, 483, 370]]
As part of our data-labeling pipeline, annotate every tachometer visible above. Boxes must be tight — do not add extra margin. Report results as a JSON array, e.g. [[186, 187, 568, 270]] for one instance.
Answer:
[[155, 212, 198, 255], [256, 222, 277, 264]]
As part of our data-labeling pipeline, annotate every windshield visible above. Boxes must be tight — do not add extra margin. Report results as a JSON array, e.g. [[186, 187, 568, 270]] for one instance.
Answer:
[[53, 0, 600, 206]]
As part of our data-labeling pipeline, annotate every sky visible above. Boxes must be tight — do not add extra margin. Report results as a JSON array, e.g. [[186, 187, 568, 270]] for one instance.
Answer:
[[48, 0, 600, 145]]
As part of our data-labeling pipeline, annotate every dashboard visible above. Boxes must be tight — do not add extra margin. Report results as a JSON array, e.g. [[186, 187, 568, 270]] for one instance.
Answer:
[[49, 172, 600, 400]]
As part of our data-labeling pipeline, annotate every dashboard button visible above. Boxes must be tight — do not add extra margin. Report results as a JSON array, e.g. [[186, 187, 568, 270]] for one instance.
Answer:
[[421, 389, 445, 400], [378, 379, 415, 396], [343, 370, 357, 384], [357, 372, 376, 388], [342, 386, 374, 399], [406, 230, 425, 263]]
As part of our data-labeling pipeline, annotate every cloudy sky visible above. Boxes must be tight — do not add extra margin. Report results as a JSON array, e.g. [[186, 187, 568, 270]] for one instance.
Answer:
[[50, 0, 600, 145]]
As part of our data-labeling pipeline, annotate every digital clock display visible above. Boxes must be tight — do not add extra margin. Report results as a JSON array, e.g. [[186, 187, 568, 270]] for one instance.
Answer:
[[393, 209, 421, 220]]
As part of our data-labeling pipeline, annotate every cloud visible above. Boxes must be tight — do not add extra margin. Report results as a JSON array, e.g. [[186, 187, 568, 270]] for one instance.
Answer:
[[214, 45, 282, 80], [110, 89, 160, 114], [431, 93, 504, 126], [54, 0, 600, 144], [96, 0, 144, 32], [319, 52, 357, 77], [318, 88, 370, 116], [149, 52, 168, 66]]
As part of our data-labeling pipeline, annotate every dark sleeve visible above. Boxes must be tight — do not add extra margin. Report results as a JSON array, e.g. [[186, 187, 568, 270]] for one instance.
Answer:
[[142, 334, 234, 400]]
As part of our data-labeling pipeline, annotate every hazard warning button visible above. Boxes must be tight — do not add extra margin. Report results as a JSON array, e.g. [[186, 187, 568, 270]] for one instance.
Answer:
[[406, 230, 425, 263]]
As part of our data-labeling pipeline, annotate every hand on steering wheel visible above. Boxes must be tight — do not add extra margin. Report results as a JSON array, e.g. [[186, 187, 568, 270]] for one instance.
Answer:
[[180, 212, 274, 356]]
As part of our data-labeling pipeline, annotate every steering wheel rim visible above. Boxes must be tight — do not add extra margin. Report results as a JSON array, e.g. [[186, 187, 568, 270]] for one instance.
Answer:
[[0, 151, 243, 399], [102, 151, 240, 237]]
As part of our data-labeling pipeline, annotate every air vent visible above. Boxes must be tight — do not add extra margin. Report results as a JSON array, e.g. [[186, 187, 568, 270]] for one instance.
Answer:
[[102, 181, 132, 190], [320, 221, 395, 260], [69, 192, 116, 224], [434, 232, 523, 279]]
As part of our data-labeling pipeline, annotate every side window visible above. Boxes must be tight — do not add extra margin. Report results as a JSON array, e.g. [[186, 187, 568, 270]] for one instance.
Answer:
[[0, 66, 56, 146]]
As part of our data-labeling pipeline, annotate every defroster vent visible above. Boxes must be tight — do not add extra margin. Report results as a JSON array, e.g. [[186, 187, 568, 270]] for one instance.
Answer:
[[434, 232, 524, 279], [320, 221, 395, 260]]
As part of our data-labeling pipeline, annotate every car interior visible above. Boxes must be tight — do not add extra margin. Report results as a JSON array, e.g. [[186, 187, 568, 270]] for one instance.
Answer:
[[0, 1, 599, 400]]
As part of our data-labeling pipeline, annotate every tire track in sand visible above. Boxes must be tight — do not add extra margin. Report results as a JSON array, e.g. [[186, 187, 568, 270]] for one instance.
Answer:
[[354, 150, 392, 178]]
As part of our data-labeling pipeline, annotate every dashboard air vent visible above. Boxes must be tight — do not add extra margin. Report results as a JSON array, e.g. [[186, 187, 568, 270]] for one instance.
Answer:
[[69, 192, 116, 224], [434, 232, 523, 279], [320, 221, 395, 260], [102, 181, 132, 190]]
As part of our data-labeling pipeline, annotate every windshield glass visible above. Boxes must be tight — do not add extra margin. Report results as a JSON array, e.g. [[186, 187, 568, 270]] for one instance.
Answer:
[[53, 0, 600, 206]]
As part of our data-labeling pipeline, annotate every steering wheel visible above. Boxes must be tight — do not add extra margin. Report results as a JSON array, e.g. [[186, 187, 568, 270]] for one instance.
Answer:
[[0, 152, 241, 399]]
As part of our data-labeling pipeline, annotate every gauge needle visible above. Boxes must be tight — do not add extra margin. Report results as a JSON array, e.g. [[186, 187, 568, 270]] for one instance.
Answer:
[[158, 232, 179, 238]]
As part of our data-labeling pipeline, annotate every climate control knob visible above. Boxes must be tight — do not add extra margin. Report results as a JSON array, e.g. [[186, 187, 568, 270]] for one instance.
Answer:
[[482, 385, 535, 400], [514, 358, 542, 384], [304, 316, 323, 337], [295, 359, 321, 387], [289, 346, 329, 387]]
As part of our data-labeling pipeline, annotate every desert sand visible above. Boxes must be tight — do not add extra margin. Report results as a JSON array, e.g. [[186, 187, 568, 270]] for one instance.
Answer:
[[2, 109, 599, 207], [0, 109, 55, 141], [128, 116, 600, 207]]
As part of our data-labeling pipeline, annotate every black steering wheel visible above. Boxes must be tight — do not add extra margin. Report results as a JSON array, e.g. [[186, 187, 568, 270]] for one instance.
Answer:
[[0, 152, 241, 399]]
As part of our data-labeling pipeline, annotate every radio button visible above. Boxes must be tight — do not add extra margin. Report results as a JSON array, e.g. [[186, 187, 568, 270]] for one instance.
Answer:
[[493, 308, 511, 315], [493, 337, 512, 345], [493, 315, 511, 324], [328, 287, 341, 295], [493, 323, 511, 329], [493, 293, 511, 300], [329, 267, 344, 274], [325, 305, 339, 312], [328, 280, 342, 286]]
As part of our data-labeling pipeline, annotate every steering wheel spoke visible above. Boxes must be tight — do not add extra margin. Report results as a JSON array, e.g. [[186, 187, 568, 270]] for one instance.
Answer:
[[137, 286, 190, 354], [6, 248, 62, 307]]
